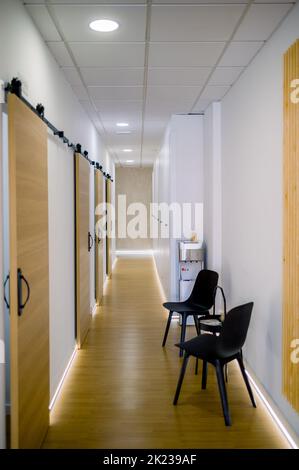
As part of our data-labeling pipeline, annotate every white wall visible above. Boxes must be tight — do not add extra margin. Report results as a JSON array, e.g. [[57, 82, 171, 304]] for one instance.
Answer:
[[203, 102, 222, 275], [0, 0, 114, 447], [153, 115, 204, 299], [221, 2, 299, 437]]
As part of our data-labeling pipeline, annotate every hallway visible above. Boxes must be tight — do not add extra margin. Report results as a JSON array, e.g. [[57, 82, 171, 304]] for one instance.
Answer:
[[43, 257, 289, 449]]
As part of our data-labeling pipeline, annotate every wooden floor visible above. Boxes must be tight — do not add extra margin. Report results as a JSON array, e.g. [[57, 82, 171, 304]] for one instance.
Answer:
[[43, 257, 289, 449]]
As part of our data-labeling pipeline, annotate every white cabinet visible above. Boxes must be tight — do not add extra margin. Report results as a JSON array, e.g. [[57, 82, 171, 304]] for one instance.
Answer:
[[153, 114, 204, 300]]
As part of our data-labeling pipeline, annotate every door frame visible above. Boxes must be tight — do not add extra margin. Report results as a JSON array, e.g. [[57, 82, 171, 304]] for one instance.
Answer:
[[8, 93, 49, 448], [0, 103, 6, 449], [74, 152, 91, 349]]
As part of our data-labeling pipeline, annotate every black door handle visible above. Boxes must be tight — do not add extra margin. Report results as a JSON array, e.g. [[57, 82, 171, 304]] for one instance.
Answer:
[[88, 232, 94, 252], [4, 274, 10, 309], [17, 268, 30, 317]]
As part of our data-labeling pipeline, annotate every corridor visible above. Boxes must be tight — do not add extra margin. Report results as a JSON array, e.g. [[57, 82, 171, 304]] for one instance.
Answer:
[[43, 257, 288, 449]]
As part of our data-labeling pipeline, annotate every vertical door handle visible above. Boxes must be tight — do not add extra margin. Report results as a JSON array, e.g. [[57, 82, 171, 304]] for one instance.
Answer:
[[17, 268, 30, 317], [88, 232, 94, 252], [4, 274, 10, 309]]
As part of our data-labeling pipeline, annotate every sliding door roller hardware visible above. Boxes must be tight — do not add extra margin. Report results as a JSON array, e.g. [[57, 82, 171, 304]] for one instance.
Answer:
[[5, 78, 113, 181]]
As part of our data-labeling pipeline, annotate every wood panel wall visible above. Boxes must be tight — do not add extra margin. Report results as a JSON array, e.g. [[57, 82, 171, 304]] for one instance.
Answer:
[[283, 39, 299, 412]]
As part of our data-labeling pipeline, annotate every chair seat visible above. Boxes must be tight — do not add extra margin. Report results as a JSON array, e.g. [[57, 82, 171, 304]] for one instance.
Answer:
[[200, 318, 222, 326], [176, 334, 238, 360], [163, 301, 208, 314], [199, 314, 222, 333]]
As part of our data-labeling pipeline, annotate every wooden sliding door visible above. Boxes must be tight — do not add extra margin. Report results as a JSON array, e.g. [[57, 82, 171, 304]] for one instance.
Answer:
[[106, 178, 112, 278], [8, 94, 49, 448], [283, 39, 299, 412], [75, 153, 91, 348], [95, 171, 104, 305]]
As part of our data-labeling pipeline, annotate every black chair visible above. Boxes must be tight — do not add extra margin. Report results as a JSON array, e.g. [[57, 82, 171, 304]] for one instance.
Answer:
[[173, 302, 256, 426], [199, 286, 227, 335], [162, 269, 219, 356], [195, 285, 227, 376]]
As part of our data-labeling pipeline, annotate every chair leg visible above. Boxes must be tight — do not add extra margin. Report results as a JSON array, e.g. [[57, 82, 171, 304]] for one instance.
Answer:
[[162, 311, 173, 347], [179, 314, 187, 357], [237, 354, 256, 408], [201, 360, 208, 389], [193, 314, 200, 336], [215, 360, 231, 426], [173, 353, 190, 405]]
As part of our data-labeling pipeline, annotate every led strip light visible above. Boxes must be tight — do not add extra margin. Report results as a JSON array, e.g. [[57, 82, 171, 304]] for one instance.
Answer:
[[49, 347, 78, 411], [246, 370, 298, 449]]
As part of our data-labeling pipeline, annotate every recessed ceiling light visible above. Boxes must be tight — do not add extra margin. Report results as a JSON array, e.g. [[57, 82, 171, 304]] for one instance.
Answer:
[[117, 122, 129, 127], [126, 160, 134, 163], [89, 19, 119, 33], [123, 149, 133, 153], [116, 131, 131, 135]]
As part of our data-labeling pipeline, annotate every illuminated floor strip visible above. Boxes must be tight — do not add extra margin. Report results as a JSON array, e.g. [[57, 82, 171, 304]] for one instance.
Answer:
[[246, 370, 298, 449], [116, 250, 153, 256], [49, 347, 77, 411]]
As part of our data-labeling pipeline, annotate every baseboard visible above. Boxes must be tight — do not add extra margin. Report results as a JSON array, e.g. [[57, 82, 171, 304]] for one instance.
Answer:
[[91, 303, 97, 316], [152, 255, 167, 303], [116, 250, 153, 257], [244, 361, 299, 448], [112, 257, 117, 271], [49, 346, 77, 411]]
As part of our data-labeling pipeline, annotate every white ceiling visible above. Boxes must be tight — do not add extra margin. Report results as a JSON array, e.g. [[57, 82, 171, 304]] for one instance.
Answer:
[[25, 0, 296, 166]]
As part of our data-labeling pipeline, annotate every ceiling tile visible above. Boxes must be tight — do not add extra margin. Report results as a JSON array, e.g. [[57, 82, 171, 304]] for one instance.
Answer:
[[79, 100, 103, 129], [94, 100, 142, 121], [48, 0, 146, 3], [81, 67, 144, 86], [148, 67, 211, 86], [108, 139, 142, 154], [147, 86, 201, 104], [51, 5, 146, 42], [254, 0, 296, 3], [72, 84, 90, 101], [218, 41, 264, 67], [152, 0, 247, 3], [143, 121, 166, 147], [88, 86, 143, 101], [192, 98, 213, 113], [209, 66, 244, 85], [61, 67, 82, 86], [150, 5, 245, 42], [103, 121, 141, 133], [115, 146, 141, 158], [146, 86, 202, 119], [109, 132, 142, 146], [234, 3, 293, 40], [148, 42, 225, 67], [25, 5, 61, 41], [145, 101, 192, 121], [47, 42, 73, 66], [69, 43, 145, 67], [200, 85, 230, 101]]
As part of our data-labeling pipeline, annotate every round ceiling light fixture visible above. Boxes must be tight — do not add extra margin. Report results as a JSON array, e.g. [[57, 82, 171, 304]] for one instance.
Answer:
[[89, 19, 119, 33]]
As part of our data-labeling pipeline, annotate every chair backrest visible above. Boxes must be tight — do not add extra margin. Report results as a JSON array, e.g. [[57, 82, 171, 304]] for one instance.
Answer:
[[218, 302, 254, 356], [188, 269, 219, 309]]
